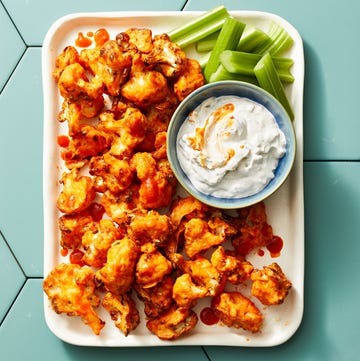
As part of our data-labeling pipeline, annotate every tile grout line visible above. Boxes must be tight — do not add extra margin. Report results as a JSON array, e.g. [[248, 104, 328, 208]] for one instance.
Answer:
[[0, 277, 27, 327], [0, 230, 27, 278], [0, 0, 27, 45], [201, 346, 212, 361]]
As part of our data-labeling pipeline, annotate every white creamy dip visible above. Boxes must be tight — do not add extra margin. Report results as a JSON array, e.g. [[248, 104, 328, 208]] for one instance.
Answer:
[[177, 95, 286, 198]]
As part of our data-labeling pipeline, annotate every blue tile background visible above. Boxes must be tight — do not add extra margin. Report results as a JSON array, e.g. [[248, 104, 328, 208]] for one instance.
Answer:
[[1, 1, 359, 360]]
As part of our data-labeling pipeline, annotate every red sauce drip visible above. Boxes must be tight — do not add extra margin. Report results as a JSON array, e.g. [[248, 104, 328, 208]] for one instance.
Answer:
[[94, 28, 110, 47], [60, 248, 68, 257], [75, 32, 92, 47], [70, 249, 85, 266], [266, 236, 283, 258], [87, 31, 94, 37], [257, 249, 265, 257], [57, 134, 70, 148], [200, 307, 219, 326], [88, 202, 105, 222]]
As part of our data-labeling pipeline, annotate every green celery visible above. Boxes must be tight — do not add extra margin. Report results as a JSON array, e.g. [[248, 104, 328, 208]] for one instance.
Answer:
[[209, 64, 258, 85], [254, 53, 294, 120], [168, 5, 229, 48], [203, 17, 246, 82], [195, 31, 219, 52], [237, 25, 271, 53], [198, 52, 211, 69], [220, 50, 294, 83], [256, 21, 294, 56]]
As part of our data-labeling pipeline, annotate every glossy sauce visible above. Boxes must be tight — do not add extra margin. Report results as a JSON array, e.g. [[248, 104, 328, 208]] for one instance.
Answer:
[[69, 249, 85, 266], [177, 96, 286, 198], [94, 28, 110, 47], [57, 134, 70, 148], [266, 235, 283, 257], [75, 32, 92, 48], [200, 307, 219, 326], [88, 202, 105, 222]]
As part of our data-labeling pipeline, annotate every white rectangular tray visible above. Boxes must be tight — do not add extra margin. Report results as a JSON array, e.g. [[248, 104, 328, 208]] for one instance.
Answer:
[[42, 10, 304, 347]]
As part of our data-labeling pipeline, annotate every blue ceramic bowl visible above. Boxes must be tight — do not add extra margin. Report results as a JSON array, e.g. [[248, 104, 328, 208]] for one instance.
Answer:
[[167, 80, 296, 209]]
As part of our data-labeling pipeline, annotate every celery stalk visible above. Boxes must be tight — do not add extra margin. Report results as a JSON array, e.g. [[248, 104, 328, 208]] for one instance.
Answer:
[[254, 53, 294, 120], [256, 21, 294, 56], [220, 50, 294, 83], [237, 25, 271, 53], [203, 17, 246, 82], [195, 31, 219, 52], [168, 5, 229, 48], [209, 64, 259, 85]]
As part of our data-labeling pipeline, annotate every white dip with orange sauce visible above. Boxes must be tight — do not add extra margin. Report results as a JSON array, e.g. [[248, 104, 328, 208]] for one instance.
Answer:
[[177, 95, 286, 198]]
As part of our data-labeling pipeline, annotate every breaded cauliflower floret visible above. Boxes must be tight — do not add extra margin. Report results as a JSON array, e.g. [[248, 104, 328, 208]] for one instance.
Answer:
[[102, 291, 140, 336], [211, 291, 263, 333], [57, 169, 95, 214], [146, 305, 198, 340], [43, 263, 105, 335], [251, 263, 292, 305], [135, 275, 174, 318], [95, 236, 139, 295], [82, 219, 122, 268]]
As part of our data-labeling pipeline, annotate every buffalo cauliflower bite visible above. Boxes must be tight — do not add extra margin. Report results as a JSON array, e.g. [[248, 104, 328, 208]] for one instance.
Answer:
[[176, 255, 225, 297], [58, 212, 94, 249], [251, 263, 292, 305], [135, 275, 174, 318], [57, 169, 95, 214], [98, 107, 147, 158], [135, 243, 172, 288], [81, 219, 122, 268], [173, 58, 205, 101], [53, 46, 80, 82], [130, 152, 176, 209], [89, 153, 133, 194], [61, 125, 112, 165], [128, 209, 172, 245], [124, 27, 153, 53], [231, 201, 274, 255], [95, 236, 139, 295], [210, 246, 254, 285], [211, 291, 263, 333], [172, 273, 207, 308], [58, 63, 104, 101], [121, 53, 169, 108], [143, 33, 187, 78], [100, 186, 141, 225], [184, 218, 225, 259], [102, 291, 140, 336], [43, 263, 105, 335], [80, 39, 132, 96], [146, 305, 198, 340]]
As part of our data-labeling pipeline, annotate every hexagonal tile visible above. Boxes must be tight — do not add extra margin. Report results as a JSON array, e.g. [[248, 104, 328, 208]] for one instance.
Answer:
[[0, 2, 26, 92], [0, 232, 25, 323], [0, 48, 43, 277], [2, 0, 187, 46]]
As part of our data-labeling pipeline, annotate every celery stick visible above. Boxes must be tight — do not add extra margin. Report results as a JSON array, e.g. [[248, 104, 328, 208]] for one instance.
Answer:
[[203, 17, 246, 82], [209, 64, 258, 85], [237, 25, 271, 53], [195, 31, 219, 52], [198, 52, 211, 69], [254, 53, 294, 120], [257, 21, 294, 56], [220, 50, 294, 83], [168, 5, 229, 48]]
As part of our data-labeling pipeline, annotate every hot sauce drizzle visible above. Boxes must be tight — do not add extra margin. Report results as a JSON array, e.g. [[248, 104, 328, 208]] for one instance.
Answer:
[[69, 249, 85, 266], [266, 236, 283, 257], [75, 32, 92, 48], [94, 28, 110, 47], [200, 307, 219, 326]]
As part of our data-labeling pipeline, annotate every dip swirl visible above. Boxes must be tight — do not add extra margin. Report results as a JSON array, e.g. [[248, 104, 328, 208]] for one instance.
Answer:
[[177, 95, 286, 198]]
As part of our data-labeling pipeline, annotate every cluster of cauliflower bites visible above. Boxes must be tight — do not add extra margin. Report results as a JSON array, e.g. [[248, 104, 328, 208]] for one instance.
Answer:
[[43, 27, 292, 340]]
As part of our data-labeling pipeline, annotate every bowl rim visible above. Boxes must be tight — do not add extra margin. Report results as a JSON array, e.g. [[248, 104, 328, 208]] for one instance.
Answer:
[[167, 80, 296, 209]]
